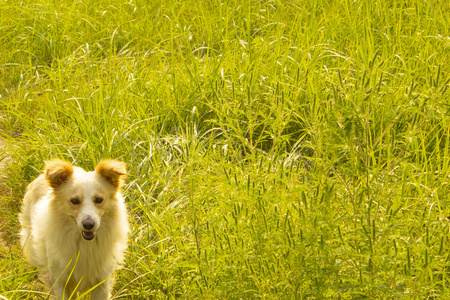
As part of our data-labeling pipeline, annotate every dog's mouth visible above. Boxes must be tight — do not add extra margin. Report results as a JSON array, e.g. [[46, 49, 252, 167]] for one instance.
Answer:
[[82, 231, 96, 241]]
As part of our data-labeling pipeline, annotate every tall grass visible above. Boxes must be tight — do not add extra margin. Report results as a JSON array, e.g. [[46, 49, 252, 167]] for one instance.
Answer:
[[1, 0, 450, 298]]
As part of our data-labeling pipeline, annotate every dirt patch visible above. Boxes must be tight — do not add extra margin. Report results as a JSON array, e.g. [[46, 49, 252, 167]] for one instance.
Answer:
[[0, 139, 12, 249], [0, 140, 9, 172]]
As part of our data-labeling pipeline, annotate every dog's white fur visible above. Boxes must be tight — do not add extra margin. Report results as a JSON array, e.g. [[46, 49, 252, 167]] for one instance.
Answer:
[[19, 159, 129, 300]]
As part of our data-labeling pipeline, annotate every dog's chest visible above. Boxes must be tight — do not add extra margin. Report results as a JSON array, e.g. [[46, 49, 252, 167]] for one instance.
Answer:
[[57, 234, 116, 287]]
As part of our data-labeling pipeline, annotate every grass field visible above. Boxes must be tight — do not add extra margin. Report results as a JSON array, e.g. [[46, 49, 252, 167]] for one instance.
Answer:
[[1, 0, 450, 298]]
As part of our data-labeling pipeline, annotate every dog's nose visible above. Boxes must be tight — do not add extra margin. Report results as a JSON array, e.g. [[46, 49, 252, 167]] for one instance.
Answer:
[[82, 217, 95, 230]]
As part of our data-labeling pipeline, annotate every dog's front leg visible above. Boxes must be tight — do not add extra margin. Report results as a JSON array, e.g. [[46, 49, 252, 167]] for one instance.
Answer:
[[52, 283, 73, 300], [90, 278, 112, 300], [49, 270, 74, 300]]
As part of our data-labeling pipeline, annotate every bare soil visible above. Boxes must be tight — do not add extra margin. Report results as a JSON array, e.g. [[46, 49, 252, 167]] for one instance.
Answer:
[[0, 139, 13, 252]]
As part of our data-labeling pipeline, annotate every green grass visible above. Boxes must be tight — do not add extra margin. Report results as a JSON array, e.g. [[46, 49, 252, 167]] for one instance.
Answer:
[[1, 0, 450, 298]]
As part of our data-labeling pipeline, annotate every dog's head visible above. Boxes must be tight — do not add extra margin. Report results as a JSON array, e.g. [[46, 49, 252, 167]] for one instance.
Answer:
[[45, 159, 126, 241]]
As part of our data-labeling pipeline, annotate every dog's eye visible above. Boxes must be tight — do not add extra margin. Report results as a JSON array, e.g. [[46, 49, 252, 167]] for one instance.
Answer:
[[70, 198, 80, 205], [94, 197, 103, 204]]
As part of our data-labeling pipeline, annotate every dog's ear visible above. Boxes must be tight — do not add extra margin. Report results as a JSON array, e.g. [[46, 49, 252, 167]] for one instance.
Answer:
[[95, 159, 126, 189], [45, 159, 74, 189]]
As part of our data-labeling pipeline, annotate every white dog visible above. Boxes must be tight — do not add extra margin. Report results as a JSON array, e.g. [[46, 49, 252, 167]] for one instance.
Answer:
[[19, 159, 129, 299]]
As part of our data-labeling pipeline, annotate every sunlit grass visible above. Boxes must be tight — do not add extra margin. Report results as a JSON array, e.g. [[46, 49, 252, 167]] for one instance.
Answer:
[[1, 0, 450, 298]]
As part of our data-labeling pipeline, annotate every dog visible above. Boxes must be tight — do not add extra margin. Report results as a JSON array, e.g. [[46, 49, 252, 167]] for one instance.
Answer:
[[19, 159, 129, 300]]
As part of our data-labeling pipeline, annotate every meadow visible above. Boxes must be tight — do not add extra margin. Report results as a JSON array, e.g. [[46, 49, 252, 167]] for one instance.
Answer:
[[1, 0, 449, 298]]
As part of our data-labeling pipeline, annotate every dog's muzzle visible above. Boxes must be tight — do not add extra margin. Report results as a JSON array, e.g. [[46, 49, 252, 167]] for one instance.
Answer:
[[81, 217, 96, 241]]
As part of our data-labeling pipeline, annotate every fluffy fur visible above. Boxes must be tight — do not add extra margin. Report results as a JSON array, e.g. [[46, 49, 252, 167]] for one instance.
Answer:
[[19, 159, 129, 300]]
